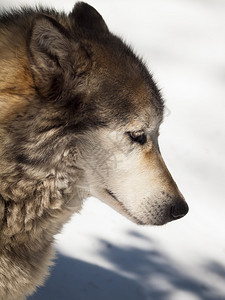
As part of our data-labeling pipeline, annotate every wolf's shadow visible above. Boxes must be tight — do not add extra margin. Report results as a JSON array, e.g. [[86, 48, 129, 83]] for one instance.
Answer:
[[28, 254, 147, 300], [29, 231, 224, 300]]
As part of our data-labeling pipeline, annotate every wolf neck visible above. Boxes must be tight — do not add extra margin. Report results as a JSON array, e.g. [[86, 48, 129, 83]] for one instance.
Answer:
[[0, 153, 85, 298], [0, 161, 85, 247]]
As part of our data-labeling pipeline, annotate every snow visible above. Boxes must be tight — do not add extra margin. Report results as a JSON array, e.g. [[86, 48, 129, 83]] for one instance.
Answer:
[[1, 0, 225, 299]]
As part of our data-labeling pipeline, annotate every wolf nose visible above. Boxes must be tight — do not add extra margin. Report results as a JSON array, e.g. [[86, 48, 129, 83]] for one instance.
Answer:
[[171, 199, 189, 219]]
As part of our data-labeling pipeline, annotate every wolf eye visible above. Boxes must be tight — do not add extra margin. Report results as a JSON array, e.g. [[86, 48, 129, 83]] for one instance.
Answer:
[[128, 130, 147, 145]]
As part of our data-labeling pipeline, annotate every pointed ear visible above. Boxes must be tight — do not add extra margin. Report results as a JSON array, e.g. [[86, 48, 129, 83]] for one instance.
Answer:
[[71, 2, 109, 35], [28, 15, 90, 100]]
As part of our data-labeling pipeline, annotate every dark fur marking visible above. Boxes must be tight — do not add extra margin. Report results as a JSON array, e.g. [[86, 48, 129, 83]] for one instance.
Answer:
[[15, 154, 30, 164]]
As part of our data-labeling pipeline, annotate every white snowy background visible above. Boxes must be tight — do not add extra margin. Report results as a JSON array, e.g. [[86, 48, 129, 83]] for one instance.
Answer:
[[1, 0, 225, 299]]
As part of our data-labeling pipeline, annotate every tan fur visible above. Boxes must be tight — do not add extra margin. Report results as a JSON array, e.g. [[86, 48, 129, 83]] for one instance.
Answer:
[[0, 34, 33, 124]]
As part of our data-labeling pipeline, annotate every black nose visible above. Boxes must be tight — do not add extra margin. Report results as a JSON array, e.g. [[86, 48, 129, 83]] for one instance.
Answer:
[[171, 199, 189, 220]]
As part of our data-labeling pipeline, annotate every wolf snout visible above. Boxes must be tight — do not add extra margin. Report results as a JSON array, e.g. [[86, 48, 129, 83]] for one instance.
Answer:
[[170, 198, 189, 220]]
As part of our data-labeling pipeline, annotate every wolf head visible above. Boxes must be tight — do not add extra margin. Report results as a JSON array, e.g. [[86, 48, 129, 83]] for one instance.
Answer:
[[3, 2, 188, 225]]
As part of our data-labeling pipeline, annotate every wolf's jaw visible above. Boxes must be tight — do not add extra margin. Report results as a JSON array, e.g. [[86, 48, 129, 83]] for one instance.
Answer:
[[105, 189, 145, 225]]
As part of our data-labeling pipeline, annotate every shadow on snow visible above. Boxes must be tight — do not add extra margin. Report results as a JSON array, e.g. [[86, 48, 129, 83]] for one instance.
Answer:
[[29, 231, 225, 300]]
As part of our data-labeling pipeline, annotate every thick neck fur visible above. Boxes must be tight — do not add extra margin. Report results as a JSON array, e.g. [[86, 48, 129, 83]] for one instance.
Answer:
[[0, 144, 86, 300], [0, 147, 85, 246]]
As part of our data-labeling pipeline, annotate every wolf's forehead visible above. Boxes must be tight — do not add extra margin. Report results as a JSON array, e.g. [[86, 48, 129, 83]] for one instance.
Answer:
[[128, 78, 164, 126], [113, 86, 164, 131], [105, 51, 163, 117], [89, 39, 164, 127], [92, 70, 164, 129], [126, 105, 163, 132]]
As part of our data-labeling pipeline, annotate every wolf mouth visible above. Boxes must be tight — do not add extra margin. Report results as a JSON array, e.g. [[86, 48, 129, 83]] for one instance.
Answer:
[[106, 189, 119, 202], [105, 189, 144, 225]]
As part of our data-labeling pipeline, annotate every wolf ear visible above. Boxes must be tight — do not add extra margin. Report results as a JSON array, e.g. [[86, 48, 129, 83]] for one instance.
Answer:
[[28, 16, 90, 100], [71, 2, 109, 35]]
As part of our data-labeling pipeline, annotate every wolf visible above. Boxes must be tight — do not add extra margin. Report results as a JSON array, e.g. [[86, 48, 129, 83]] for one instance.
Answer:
[[0, 2, 188, 299]]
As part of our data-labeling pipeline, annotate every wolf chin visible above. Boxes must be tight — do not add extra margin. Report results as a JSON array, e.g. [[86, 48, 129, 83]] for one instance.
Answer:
[[0, 2, 188, 299]]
